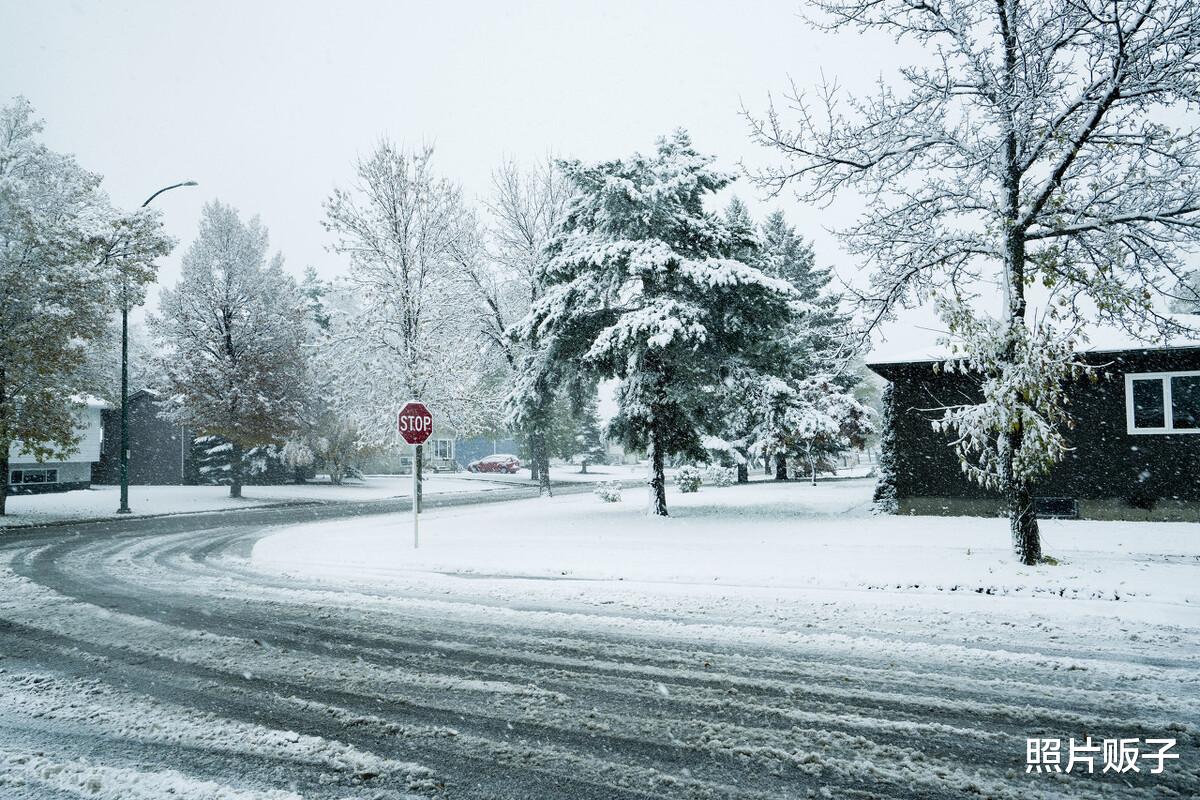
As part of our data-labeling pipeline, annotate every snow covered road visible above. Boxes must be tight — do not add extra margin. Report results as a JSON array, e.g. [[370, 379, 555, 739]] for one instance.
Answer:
[[0, 487, 1197, 799]]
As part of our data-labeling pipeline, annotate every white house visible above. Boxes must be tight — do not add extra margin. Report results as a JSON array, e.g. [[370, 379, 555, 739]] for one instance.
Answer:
[[7, 397, 107, 493]]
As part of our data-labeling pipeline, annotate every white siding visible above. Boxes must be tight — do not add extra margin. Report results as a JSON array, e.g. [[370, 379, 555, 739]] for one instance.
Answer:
[[9, 404, 105, 465]]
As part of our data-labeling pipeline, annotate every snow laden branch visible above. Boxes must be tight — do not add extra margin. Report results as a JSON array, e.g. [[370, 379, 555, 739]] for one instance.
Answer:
[[748, 0, 1200, 336], [748, 0, 1200, 563], [929, 299, 1098, 493]]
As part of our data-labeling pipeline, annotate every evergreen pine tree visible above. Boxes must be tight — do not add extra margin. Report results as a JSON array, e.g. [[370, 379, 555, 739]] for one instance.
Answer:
[[571, 395, 607, 473], [515, 130, 799, 515]]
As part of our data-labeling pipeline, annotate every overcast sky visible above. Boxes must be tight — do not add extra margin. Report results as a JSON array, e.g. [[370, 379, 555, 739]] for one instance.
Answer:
[[0, 1, 1026, 358]]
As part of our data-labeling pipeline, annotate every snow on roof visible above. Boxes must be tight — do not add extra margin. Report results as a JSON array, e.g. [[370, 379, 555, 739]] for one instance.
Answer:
[[868, 314, 1200, 366], [70, 394, 111, 409]]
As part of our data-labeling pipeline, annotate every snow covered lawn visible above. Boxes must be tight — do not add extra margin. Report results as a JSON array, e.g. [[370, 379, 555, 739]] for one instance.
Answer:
[[253, 478, 1199, 624], [0, 474, 523, 528]]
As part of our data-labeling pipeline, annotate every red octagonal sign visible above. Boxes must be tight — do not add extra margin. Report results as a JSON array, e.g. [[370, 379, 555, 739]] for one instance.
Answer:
[[397, 401, 434, 445]]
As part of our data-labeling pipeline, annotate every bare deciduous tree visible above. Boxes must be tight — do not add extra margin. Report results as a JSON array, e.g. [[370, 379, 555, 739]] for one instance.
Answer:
[[748, 0, 1200, 563], [461, 156, 571, 494], [324, 142, 492, 499]]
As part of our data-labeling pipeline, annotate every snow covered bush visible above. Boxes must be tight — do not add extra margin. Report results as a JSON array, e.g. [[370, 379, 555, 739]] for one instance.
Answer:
[[593, 481, 623, 503], [704, 465, 736, 487], [675, 466, 702, 493], [872, 384, 899, 514]]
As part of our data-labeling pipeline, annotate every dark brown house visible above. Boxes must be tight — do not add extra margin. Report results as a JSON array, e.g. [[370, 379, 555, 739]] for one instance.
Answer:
[[94, 390, 194, 486], [869, 343, 1200, 521]]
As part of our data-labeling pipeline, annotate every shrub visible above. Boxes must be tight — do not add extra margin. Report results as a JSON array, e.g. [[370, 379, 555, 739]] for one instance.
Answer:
[[593, 480, 623, 503], [675, 466, 702, 493], [703, 465, 736, 487]]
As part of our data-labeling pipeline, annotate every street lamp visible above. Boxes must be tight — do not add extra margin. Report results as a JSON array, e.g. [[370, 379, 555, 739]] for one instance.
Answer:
[[117, 180, 198, 514]]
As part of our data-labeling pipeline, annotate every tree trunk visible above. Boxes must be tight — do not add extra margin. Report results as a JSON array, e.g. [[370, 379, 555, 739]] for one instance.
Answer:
[[580, 460, 588, 474], [538, 445, 552, 497], [736, 462, 748, 484], [809, 456, 817, 486], [648, 420, 668, 516], [998, 0, 1042, 564], [1009, 476, 1041, 566], [529, 436, 540, 482], [774, 454, 788, 481], [229, 441, 243, 498], [415, 442, 423, 512]]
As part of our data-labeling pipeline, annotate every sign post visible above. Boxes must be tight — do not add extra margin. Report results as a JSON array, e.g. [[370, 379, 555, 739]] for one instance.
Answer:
[[397, 401, 434, 549]]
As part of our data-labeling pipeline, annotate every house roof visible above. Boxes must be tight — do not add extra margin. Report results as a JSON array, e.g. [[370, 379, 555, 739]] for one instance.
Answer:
[[867, 314, 1200, 368], [70, 394, 111, 410]]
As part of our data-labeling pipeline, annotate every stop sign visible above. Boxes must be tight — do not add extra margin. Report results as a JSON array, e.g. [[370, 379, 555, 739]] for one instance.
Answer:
[[397, 401, 434, 445]]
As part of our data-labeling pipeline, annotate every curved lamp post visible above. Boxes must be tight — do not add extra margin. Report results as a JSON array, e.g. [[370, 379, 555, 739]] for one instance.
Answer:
[[117, 180, 198, 514]]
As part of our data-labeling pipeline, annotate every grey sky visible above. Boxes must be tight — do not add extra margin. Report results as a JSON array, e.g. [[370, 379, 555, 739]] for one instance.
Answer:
[[0, 1, 990, 358]]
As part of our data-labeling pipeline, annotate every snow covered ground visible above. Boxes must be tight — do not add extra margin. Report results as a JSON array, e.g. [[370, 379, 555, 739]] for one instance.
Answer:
[[2, 479, 1196, 798], [0, 467, 651, 529], [253, 478, 1199, 625], [0, 475, 524, 528]]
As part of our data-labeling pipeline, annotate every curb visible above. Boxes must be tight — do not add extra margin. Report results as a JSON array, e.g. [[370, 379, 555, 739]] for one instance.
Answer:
[[0, 498, 326, 532]]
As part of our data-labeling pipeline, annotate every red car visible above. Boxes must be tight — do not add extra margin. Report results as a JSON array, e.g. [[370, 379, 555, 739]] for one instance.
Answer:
[[467, 454, 521, 474]]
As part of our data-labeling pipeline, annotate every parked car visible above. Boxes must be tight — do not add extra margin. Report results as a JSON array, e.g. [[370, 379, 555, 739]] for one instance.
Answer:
[[467, 454, 521, 474]]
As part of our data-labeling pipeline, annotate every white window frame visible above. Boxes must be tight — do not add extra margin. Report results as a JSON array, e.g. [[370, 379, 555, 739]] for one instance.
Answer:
[[1124, 371, 1200, 435], [433, 438, 453, 459]]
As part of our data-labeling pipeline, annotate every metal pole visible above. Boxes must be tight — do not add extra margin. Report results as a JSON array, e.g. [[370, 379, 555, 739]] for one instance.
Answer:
[[116, 180, 197, 515], [117, 295, 131, 513], [412, 443, 419, 549]]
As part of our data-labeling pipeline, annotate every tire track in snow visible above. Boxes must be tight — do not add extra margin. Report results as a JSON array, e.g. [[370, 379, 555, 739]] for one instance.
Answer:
[[1, 508, 1197, 799]]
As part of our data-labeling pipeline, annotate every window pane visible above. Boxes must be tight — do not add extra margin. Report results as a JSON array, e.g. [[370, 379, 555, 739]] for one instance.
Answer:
[[1132, 379, 1165, 428], [1171, 375, 1200, 429]]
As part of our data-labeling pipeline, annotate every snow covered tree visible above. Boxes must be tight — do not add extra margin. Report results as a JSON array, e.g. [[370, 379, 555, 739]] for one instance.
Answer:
[[467, 157, 572, 493], [749, 378, 801, 481], [790, 376, 874, 484], [284, 271, 378, 485], [323, 142, 494, 507], [515, 130, 800, 515], [151, 201, 308, 498], [570, 394, 607, 473], [749, 0, 1200, 564], [717, 205, 866, 483], [0, 98, 172, 515], [759, 211, 851, 366], [299, 266, 331, 331], [872, 383, 899, 513], [747, 375, 873, 483]]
